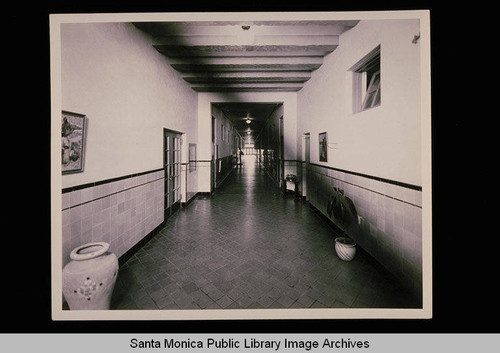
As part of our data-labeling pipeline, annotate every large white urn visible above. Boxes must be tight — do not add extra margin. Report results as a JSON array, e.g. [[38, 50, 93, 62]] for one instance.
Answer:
[[62, 242, 118, 310]]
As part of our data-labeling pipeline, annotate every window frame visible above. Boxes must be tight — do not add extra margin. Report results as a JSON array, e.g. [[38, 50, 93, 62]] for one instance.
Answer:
[[350, 45, 381, 114], [362, 69, 381, 110]]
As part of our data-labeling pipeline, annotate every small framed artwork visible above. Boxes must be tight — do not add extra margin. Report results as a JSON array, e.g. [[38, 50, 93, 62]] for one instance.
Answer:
[[189, 143, 197, 172], [61, 110, 87, 174], [319, 132, 328, 162]]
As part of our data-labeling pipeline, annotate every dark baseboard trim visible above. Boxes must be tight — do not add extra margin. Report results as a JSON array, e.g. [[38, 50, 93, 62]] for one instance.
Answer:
[[198, 192, 212, 197], [309, 201, 422, 304], [118, 222, 164, 267], [215, 164, 235, 189], [118, 191, 200, 266], [181, 192, 199, 207], [282, 189, 305, 201], [309, 202, 344, 237]]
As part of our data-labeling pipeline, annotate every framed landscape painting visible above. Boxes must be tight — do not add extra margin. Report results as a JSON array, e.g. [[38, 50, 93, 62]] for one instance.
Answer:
[[61, 110, 87, 174]]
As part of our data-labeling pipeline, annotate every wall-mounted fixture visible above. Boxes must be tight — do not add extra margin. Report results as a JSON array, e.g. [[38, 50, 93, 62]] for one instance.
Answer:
[[412, 33, 420, 44], [237, 24, 255, 45]]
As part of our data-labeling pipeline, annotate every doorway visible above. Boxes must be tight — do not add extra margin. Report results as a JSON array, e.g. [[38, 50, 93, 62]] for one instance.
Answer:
[[163, 128, 182, 220], [211, 116, 217, 193], [279, 116, 284, 183], [302, 133, 310, 200]]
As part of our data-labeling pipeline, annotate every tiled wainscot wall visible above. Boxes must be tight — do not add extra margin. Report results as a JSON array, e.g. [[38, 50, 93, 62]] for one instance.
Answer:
[[306, 164, 422, 300], [62, 169, 164, 267]]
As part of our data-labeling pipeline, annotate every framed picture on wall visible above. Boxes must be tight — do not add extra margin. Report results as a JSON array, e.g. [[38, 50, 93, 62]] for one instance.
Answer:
[[319, 132, 327, 162], [62, 110, 87, 174], [189, 143, 196, 172]]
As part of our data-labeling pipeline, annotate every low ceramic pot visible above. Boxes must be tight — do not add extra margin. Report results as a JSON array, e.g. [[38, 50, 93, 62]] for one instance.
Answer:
[[62, 242, 118, 310], [335, 237, 357, 261]]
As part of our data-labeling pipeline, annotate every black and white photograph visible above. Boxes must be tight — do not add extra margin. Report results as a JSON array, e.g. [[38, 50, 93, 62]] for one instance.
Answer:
[[50, 10, 432, 321]]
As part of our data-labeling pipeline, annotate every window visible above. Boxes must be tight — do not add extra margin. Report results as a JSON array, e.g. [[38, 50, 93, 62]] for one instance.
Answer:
[[350, 45, 381, 113]]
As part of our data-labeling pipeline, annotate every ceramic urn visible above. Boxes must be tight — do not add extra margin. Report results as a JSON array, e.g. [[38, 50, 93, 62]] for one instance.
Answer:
[[62, 242, 118, 310]]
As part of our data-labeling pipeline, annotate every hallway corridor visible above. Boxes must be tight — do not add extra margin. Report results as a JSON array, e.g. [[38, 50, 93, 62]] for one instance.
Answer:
[[109, 155, 420, 311]]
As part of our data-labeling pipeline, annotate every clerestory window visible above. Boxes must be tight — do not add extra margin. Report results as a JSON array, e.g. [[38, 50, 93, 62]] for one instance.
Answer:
[[350, 45, 381, 113]]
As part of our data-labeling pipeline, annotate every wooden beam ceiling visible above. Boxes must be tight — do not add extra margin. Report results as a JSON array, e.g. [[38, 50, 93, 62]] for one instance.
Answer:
[[134, 20, 358, 93]]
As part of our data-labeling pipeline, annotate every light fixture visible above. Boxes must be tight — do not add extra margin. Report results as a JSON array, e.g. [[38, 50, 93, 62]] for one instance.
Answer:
[[237, 24, 255, 45], [247, 131, 251, 135], [246, 119, 251, 124]]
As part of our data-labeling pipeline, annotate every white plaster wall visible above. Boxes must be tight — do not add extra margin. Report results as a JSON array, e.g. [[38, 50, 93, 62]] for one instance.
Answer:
[[197, 92, 297, 192], [211, 104, 236, 158], [60, 22, 198, 188], [297, 18, 425, 299], [298, 19, 421, 186]]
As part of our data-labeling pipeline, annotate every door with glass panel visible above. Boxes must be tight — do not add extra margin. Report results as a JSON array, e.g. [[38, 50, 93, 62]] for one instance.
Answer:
[[163, 129, 182, 220]]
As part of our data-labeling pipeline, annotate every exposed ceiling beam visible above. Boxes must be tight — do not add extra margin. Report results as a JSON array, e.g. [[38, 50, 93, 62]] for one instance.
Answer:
[[184, 76, 311, 84], [135, 21, 358, 35], [182, 71, 312, 79], [152, 34, 340, 47], [194, 86, 302, 92], [168, 56, 323, 65], [192, 82, 304, 89], [155, 45, 337, 57], [171, 63, 322, 73], [133, 20, 359, 93]]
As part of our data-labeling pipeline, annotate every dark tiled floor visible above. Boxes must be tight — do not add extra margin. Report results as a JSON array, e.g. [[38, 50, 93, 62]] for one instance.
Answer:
[[110, 155, 420, 310]]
